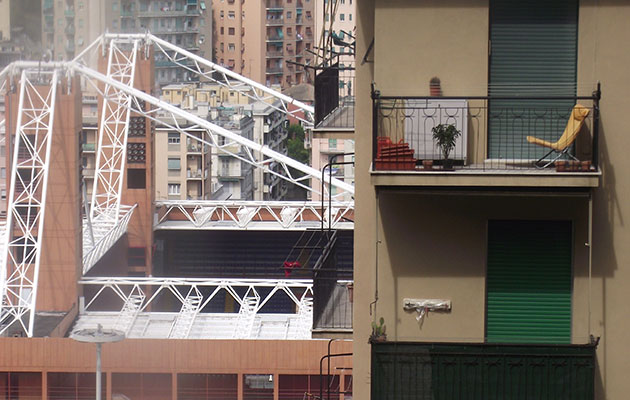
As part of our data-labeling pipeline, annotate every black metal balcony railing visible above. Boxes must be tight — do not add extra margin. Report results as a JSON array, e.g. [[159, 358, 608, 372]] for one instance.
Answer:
[[315, 62, 355, 130], [372, 88, 601, 172], [372, 342, 596, 400]]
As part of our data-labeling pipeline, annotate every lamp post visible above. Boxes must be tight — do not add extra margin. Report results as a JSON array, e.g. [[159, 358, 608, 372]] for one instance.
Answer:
[[71, 324, 125, 400]]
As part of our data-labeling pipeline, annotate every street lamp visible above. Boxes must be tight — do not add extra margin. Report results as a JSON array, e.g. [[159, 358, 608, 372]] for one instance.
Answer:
[[71, 324, 125, 400]]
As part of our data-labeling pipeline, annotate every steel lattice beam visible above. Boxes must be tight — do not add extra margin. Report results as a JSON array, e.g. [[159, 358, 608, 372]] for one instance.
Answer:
[[0, 70, 58, 337], [76, 277, 317, 340], [155, 200, 354, 230], [90, 39, 139, 225]]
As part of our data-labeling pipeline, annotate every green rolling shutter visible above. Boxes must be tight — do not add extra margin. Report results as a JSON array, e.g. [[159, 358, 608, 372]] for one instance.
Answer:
[[488, 0, 578, 159], [486, 220, 572, 344]]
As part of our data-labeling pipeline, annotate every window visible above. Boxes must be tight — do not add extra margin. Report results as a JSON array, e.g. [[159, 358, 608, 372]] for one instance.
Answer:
[[112, 1, 118, 11], [1, 189, 5, 200], [486, 220, 572, 344], [325, 13, 329, 22], [220, 10, 224, 18], [168, 132, 180, 144], [220, 27, 224, 34], [340, 13, 344, 21], [228, 27, 235, 35], [168, 183, 181, 195], [328, 139, 337, 149], [1, 167, 5, 178], [349, 13, 352, 21], [228, 11, 235, 19], [228, 43, 235, 51], [168, 157, 181, 170], [488, 0, 578, 159], [127, 169, 146, 189], [287, 11, 292, 19]]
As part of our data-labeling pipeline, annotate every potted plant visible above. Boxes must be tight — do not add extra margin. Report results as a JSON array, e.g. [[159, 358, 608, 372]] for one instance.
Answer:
[[432, 123, 461, 170], [369, 317, 387, 343]]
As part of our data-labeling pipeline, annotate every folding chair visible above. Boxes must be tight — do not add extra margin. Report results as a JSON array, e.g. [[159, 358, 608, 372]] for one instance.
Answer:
[[526, 104, 590, 168]]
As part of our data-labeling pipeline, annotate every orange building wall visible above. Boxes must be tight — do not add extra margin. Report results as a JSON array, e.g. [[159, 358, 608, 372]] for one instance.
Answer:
[[0, 338, 353, 400]]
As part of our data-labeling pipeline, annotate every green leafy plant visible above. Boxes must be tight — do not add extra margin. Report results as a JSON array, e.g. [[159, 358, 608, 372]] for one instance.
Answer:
[[370, 317, 387, 342], [432, 123, 461, 161]]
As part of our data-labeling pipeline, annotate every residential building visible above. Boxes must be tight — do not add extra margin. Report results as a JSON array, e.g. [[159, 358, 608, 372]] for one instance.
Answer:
[[155, 115, 213, 201], [353, 1, 630, 400], [212, 0, 315, 88], [246, 101, 289, 201], [310, 0, 356, 203], [156, 82, 290, 201], [42, 0, 212, 86], [311, 138, 353, 202]]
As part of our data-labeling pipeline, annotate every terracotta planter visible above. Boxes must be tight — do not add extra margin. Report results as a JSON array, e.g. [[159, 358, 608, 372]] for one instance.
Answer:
[[422, 160, 433, 171], [556, 161, 567, 172], [581, 161, 592, 171]]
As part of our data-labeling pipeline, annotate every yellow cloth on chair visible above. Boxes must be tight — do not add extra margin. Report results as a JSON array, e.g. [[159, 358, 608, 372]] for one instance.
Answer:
[[526, 104, 590, 151]]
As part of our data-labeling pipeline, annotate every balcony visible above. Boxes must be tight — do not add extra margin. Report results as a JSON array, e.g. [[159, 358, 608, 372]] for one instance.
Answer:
[[43, 0, 53, 14], [372, 342, 596, 400], [82, 143, 96, 152], [371, 90, 601, 188], [266, 67, 283, 75], [266, 50, 284, 58], [313, 63, 355, 137], [266, 1, 283, 11]]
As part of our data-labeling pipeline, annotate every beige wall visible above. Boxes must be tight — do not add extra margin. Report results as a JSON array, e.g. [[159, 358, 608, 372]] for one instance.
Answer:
[[374, 0, 488, 96], [354, 1, 630, 400]]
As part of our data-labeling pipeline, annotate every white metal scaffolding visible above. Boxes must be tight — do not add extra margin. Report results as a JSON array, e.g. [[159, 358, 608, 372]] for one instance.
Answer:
[[0, 70, 59, 336], [0, 31, 354, 336]]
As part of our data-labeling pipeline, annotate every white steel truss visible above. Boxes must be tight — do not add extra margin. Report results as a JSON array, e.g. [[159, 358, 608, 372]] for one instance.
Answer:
[[82, 204, 136, 275], [76, 62, 353, 197], [90, 39, 139, 227], [75, 277, 316, 340], [0, 70, 59, 337], [76, 33, 314, 126], [155, 200, 355, 230]]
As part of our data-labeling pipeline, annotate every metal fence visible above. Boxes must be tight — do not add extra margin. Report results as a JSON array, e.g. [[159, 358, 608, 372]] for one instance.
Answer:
[[372, 341, 596, 400], [315, 63, 355, 130], [372, 88, 601, 172]]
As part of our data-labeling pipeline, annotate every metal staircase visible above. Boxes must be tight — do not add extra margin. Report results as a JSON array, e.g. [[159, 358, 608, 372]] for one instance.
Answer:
[[114, 293, 145, 335], [169, 294, 203, 339], [233, 288, 260, 339]]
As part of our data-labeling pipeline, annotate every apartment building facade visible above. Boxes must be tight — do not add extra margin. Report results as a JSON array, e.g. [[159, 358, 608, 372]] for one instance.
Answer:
[[156, 83, 289, 201], [353, 1, 628, 399], [212, 0, 315, 88], [42, 0, 212, 86]]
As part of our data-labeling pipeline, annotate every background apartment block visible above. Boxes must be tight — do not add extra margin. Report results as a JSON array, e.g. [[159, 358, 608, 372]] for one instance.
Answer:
[[155, 83, 289, 201], [42, 0, 212, 86], [247, 101, 289, 200], [212, 0, 315, 88]]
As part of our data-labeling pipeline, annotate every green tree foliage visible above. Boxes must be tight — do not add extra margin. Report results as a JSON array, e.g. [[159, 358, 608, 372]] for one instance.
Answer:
[[286, 124, 310, 167]]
